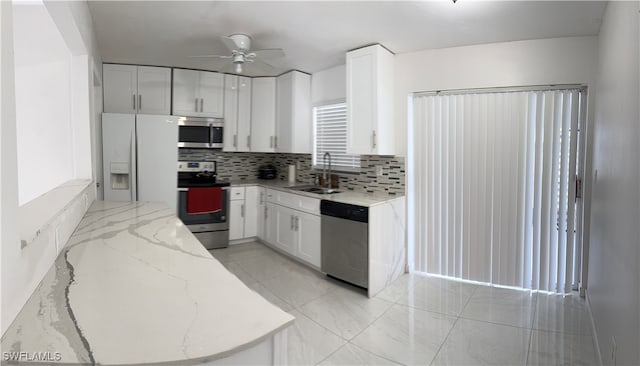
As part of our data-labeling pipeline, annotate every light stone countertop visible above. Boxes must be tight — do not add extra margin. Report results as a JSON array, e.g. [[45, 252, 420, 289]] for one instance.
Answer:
[[226, 179, 405, 207], [1, 201, 294, 365]]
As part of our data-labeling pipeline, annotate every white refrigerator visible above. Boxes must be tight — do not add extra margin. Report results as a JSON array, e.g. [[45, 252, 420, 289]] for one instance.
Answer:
[[102, 113, 180, 213]]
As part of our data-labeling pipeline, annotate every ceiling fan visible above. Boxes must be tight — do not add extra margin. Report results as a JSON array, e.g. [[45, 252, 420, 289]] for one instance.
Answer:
[[189, 34, 285, 74]]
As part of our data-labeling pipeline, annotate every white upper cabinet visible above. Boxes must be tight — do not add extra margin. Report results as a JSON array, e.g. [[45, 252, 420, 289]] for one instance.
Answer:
[[198, 71, 224, 117], [172, 69, 224, 118], [224, 75, 252, 152], [237, 76, 252, 151], [346, 44, 395, 155], [276, 71, 312, 154], [223, 74, 239, 151], [136, 67, 172, 115], [250, 77, 276, 152], [173, 69, 199, 116], [103, 64, 137, 114], [103, 64, 171, 115]]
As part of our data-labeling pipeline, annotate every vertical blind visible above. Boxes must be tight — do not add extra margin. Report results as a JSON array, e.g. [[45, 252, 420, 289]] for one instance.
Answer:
[[313, 102, 361, 170], [409, 89, 582, 293]]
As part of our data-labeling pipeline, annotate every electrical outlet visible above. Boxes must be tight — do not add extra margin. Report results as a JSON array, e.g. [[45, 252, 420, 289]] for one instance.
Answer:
[[376, 165, 383, 176], [611, 336, 617, 365]]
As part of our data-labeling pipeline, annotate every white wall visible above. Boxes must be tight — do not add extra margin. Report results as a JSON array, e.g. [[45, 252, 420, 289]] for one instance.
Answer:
[[0, 0, 21, 337], [13, 2, 74, 204], [588, 2, 640, 365], [1, 0, 101, 336], [311, 64, 345, 105], [395, 36, 599, 156]]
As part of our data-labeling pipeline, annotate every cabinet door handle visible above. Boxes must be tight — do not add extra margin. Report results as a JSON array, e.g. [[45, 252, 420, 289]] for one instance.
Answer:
[[372, 131, 377, 149], [296, 216, 299, 231], [270, 136, 273, 148], [264, 206, 268, 220], [274, 136, 278, 149], [241, 204, 245, 218], [138, 94, 142, 111], [200, 98, 204, 112], [195, 98, 198, 112], [247, 135, 251, 148], [233, 134, 237, 147], [290, 216, 294, 230], [133, 94, 136, 110]]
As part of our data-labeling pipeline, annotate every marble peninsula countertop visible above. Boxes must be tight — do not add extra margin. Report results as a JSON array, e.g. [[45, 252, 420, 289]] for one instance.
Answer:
[[227, 179, 405, 207], [1, 201, 294, 365]]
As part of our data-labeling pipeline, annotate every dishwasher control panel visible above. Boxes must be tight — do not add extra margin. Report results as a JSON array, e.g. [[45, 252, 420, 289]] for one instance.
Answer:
[[320, 200, 368, 223]]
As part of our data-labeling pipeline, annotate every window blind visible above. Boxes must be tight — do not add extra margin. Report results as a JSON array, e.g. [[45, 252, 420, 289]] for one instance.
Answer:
[[409, 88, 584, 293], [313, 102, 361, 171]]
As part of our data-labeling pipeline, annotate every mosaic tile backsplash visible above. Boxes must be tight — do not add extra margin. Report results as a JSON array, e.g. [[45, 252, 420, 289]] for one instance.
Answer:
[[178, 149, 405, 195]]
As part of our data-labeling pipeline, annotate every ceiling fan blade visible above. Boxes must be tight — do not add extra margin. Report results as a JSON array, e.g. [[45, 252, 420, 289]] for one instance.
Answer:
[[251, 48, 285, 59], [251, 58, 277, 71], [221, 36, 238, 51], [188, 54, 232, 59]]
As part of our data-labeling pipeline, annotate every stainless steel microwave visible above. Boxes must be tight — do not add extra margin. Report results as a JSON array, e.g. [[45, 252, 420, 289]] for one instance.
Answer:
[[177, 117, 224, 149]]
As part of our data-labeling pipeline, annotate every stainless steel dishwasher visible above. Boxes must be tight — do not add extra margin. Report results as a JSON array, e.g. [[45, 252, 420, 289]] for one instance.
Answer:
[[320, 200, 369, 288]]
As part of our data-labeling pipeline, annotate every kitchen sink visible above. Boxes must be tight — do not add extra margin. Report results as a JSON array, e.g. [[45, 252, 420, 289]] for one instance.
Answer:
[[285, 185, 341, 195]]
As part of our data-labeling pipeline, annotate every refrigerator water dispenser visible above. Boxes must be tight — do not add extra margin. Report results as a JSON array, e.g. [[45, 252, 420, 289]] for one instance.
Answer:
[[110, 162, 130, 190]]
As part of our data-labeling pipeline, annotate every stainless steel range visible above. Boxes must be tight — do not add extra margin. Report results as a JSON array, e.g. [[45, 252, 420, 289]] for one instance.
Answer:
[[177, 161, 230, 249]]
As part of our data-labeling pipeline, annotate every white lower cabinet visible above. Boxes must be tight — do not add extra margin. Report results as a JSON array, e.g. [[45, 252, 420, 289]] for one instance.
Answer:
[[271, 204, 297, 254], [229, 199, 245, 241], [264, 191, 321, 268], [293, 211, 321, 267], [229, 186, 265, 242], [231, 186, 321, 267], [244, 186, 262, 238]]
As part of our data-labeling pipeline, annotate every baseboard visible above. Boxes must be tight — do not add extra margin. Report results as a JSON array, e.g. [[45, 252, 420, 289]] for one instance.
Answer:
[[229, 237, 258, 245], [585, 290, 604, 366]]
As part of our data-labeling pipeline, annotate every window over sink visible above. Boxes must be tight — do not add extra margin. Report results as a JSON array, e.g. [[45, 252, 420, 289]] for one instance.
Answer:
[[312, 102, 361, 172]]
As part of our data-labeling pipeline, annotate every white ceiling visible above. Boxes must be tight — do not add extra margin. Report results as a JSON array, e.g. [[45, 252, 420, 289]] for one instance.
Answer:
[[87, 1, 606, 77]]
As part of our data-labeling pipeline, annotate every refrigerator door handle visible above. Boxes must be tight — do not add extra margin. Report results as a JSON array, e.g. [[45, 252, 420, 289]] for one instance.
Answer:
[[130, 127, 137, 202]]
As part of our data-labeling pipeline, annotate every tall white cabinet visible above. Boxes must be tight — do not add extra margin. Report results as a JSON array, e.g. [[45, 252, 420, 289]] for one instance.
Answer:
[[173, 69, 224, 118], [250, 77, 277, 152], [224, 75, 252, 152], [103, 64, 171, 115], [276, 71, 312, 154], [346, 44, 395, 155]]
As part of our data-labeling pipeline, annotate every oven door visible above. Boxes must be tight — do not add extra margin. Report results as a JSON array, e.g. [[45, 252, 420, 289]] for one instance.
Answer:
[[177, 188, 229, 231], [178, 121, 211, 148]]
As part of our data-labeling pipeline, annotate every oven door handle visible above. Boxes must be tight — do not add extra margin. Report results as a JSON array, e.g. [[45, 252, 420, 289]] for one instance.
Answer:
[[177, 187, 230, 191]]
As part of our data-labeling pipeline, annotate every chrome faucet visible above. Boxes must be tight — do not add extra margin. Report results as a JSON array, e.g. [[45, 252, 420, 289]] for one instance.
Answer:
[[323, 152, 332, 192]]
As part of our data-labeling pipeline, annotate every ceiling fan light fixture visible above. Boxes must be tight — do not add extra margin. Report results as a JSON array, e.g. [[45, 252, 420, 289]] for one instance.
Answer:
[[235, 63, 243, 73]]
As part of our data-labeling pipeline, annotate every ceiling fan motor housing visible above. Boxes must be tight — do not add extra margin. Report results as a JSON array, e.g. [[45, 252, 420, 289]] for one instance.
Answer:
[[229, 34, 251, 51]]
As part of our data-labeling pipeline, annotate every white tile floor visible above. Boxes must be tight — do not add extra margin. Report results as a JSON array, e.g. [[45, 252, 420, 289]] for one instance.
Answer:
[[210, 242, 598, 366]]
